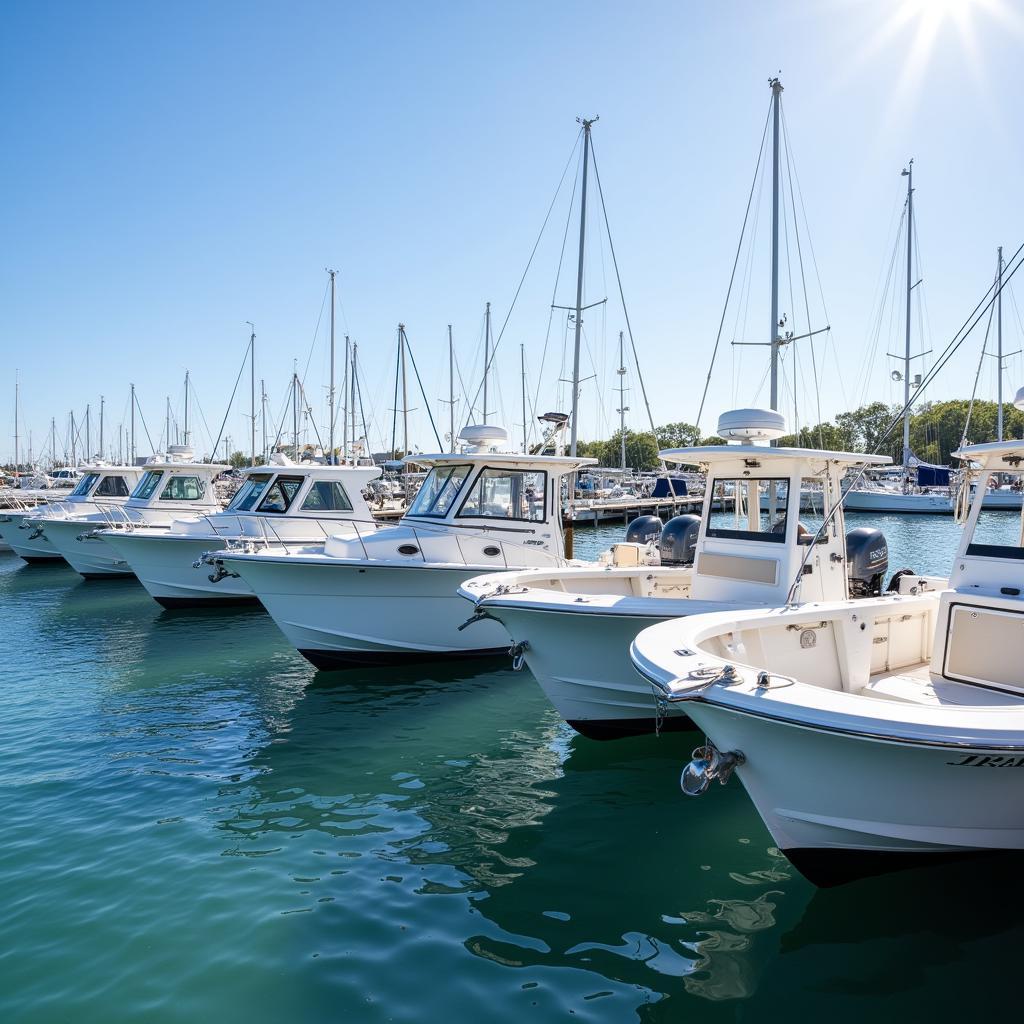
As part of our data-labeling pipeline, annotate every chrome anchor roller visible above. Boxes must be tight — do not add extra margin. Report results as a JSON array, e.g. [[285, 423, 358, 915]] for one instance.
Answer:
[[680, 743, 745, 797]]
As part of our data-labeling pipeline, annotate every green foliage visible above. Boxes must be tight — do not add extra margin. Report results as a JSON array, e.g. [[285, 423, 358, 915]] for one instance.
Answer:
[[228, 450, 250, 469], [592, 430, 661, 471]]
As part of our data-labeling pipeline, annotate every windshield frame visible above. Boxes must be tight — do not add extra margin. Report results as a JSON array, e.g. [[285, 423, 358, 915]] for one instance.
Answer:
[[404, 464, 473, 519], [226, 473, 274, 512], [130, 470, 164, 501], [455, 466, 549, 523], [705, 476, 792, 544], [69, 473, 100, 497]]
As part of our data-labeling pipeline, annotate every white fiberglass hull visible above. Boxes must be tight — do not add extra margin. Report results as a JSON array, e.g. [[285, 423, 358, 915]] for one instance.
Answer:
[[41, 518, 136, 577], [843, 489, 951, 514], [681, 699, 1024, 886], [99, 533, 256, 606], [0, 512, 63, 562], [480, 602, 688, 739], [222, 555, 514, 667]]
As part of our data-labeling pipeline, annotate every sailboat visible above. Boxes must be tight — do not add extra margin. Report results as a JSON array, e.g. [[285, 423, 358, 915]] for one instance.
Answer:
[[844, 162, 954, 514], [458, 80, 905, 739]]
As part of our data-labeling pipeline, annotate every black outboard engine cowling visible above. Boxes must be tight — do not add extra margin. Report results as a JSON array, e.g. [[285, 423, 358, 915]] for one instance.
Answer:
[[659, 514, 701, 567], [625, 515, 663, 546], [845, 526, 888, 598]]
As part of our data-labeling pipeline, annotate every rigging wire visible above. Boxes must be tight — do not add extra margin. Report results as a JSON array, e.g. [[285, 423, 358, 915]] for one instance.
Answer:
[[589, 139, 659, 439], [464, 128, 584, 431], [695, 97, 773, 430]]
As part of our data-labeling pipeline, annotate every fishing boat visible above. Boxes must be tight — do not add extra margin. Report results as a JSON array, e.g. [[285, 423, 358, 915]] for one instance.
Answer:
[[459, 408, 893, 738], [99, 457, 383, 607], [39, 447, 228, 577], [216, 425, 596, 667], [631, 435, 1024, 887], [0, 462, 145, 564]]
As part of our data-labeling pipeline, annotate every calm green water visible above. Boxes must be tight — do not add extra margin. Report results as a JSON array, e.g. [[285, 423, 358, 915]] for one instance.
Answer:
[[2, 515, 1022, 1022]]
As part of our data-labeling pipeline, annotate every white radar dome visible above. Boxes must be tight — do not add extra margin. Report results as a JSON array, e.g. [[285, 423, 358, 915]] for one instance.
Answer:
[[716, 408, 787, 444], [167, 444, 195, 462], [458, 424, 511, 453], [1014, 385, 1024, 411]]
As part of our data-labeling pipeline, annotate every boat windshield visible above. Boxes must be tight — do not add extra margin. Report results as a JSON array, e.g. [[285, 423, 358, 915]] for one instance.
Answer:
[[227, 473, 272, 512], [406, 465, 471, 518], [159, 475, 206, 501], [301, 480, 354, 512], [255, 476, 304, 514], [706, 477, 790, 543], [966, 490, 1024, 559], [94, 475, 130, 497], [69, 473, 100, 497], [131, 471, 163, 501], [457, 468, 547, 522]]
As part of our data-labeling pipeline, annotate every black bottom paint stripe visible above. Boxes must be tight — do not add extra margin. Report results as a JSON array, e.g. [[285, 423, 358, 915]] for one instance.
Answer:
[[299, 646, 510, 671]]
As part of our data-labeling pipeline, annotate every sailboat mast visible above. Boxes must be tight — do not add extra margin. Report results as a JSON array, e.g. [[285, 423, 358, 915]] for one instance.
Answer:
[[13, 370, 19, 476], [400, 324, 409, 474], [618, 329, 627, 472], [99, 395, 105, 461], [183, 371, 191, 446], [998, 245, 1004, 442], [130, 385, 135, 463], [261, 379, 267, 461], [165, 398, 171, 452], [342, 334, 350, 464], [570, 116, 596, 458], [902, 160, 914, 473], [292, 365, 299, 459], [85, 404, 91, 460], [520, 344, 527, 454], [448, 324, 455, 452], [350, 342, 357, 464], [483, 302, 491, 424], [50, 417, 56, 470], [327, 269, 336, 465], [247, 323, 256, 466], [769, 77, 783, 412]]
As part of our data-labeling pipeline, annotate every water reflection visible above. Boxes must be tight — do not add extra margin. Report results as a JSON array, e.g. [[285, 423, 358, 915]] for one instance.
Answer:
[[224, 668, 809, 1016]]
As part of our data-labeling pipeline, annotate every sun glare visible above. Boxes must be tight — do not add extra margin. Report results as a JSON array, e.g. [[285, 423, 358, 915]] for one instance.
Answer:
[[842, 0, 1023, 130]]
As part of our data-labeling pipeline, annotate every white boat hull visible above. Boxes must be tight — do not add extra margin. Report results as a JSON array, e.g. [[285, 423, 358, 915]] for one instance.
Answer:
[[41, 519, 136, 577], [683, 699, 1024, 885], [484, 603, 688, 739], [99, 533, 257, 606], [223, 556, 514, 667], [0, 513, 63, 562], [843, 489, 952, 514]]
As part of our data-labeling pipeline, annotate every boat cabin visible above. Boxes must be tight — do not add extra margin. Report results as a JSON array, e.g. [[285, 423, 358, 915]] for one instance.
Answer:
[[322, 426, 596, 565], [124, 447, 229, 514], [63, 464, 145, 503], [662, 409, 890, 606]]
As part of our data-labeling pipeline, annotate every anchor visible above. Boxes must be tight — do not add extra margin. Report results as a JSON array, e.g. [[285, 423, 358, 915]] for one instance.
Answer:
[[680, 743, 745, 797]]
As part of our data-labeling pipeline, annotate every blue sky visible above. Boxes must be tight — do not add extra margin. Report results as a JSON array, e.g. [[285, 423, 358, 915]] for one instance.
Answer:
[[3, 0, 1024, 464]]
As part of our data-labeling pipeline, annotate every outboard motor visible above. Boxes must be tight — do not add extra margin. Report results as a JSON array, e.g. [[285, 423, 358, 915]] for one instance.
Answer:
[[625, 515, 663, 545], [845, 526, 888, 598], [659, 514, 701, 567]]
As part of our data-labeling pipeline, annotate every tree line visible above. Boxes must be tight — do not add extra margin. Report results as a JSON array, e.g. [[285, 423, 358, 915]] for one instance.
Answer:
[[575, 400, 1023, 471]]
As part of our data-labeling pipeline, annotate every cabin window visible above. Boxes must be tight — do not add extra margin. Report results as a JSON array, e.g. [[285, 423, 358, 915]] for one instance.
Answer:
[[706, 477, 791, 543], [227, 473, 272, 512], [69, 473, 100, 497], [255, 476, 304, 514], [406, 465, 472, 518], [160, 475, 205, 501], [94, 475, 130, 498], [301, 480, 354, 512], [131, 471, 163, 500], [965, 499, 1024, 560], [457, 468, 548, 522]]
